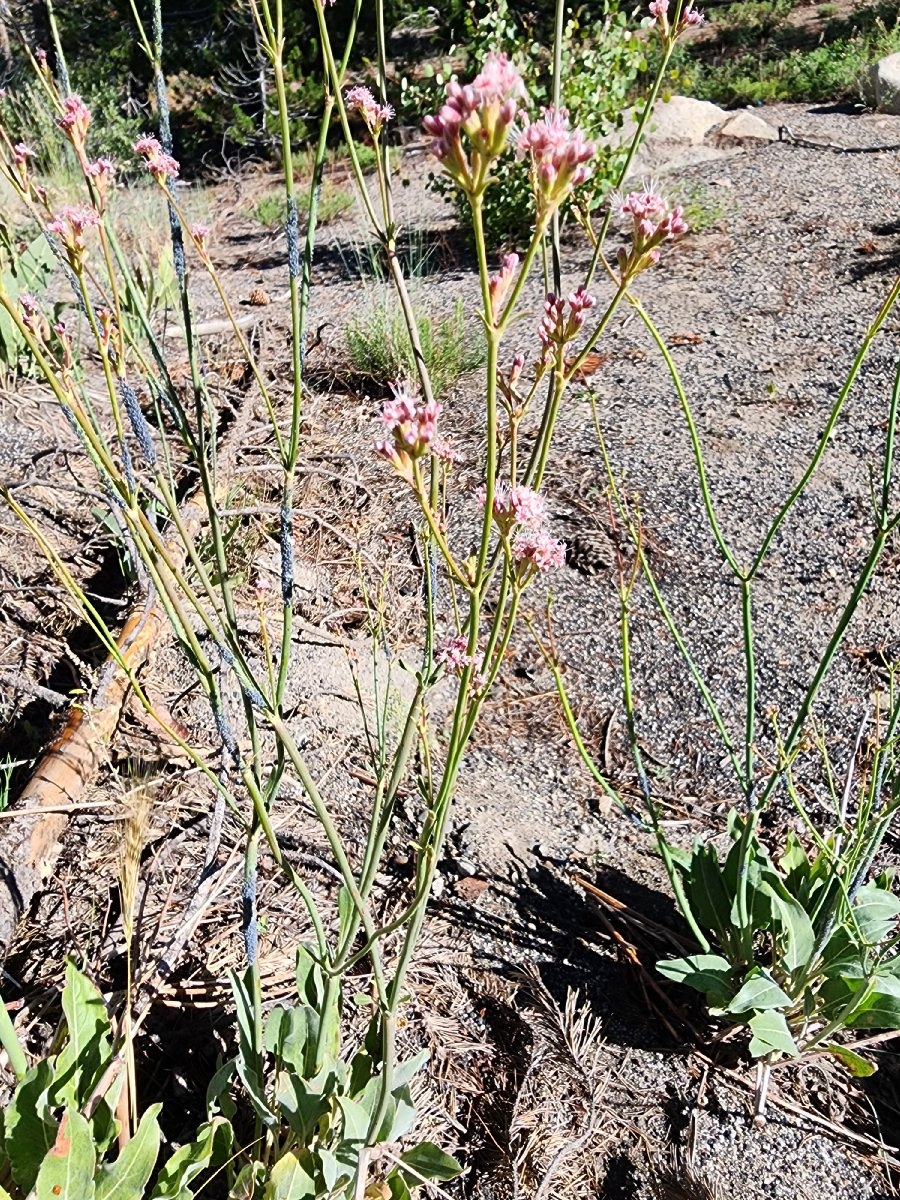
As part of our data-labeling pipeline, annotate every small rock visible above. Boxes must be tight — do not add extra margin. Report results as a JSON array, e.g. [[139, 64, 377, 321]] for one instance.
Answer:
[[714, 111, 778, 144], [452, 876, 490, 902], [455, 857, 478, 877]]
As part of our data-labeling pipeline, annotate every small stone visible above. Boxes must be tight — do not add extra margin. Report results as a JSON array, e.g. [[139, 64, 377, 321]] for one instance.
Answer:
[[453, 876, 490, 902], [714, 111, 778, 144]]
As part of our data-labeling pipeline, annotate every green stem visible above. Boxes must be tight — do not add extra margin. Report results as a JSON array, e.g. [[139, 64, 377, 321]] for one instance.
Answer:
[[0, 993, 27, 1081], [584, 36, 677, 289], [759, 513, 900, 808], [628, 293, 741, 575], [750, 271, 900, 579], [741, 578, 756, 803]]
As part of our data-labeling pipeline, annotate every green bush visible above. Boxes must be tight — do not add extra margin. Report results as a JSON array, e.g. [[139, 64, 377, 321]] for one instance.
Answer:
[[666, 2, 900, 106], [401, 0, 647, 248]]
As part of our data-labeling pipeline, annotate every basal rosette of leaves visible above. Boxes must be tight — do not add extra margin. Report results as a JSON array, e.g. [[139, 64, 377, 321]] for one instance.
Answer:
[[401, 0, 647, 247], [658, 809, 900, 1070], [0, 960, 459, 1199]]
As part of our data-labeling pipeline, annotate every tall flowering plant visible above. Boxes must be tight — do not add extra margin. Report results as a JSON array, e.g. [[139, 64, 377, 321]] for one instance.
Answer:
[[15, 0, 896, 1190]]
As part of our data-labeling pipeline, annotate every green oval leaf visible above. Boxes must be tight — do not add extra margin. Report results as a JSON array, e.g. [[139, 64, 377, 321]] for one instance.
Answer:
[[263, 1151, 315, 1200], [95, 1104, 161, 1200], [823, 1044, 877, 1078], [399, 1141, 463, 1184], [35, 1109, 96, 1200], [747, 1010, 798, 1059], [725, 968, 793, 1016], [656, 954, 734, 1008]]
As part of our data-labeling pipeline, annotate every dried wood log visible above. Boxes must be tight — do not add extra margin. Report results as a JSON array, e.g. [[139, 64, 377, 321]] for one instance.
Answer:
[[0, 597, 164, 957]]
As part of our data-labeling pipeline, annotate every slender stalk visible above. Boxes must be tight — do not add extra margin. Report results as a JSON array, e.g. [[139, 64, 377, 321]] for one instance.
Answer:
[[549, 0, 565, 296], [750, 270, 900, 578], [759, 513, 900, 808], [619, 571, 710, 951], [628, 293, 741, 575], [584, 21, 680, 290], [592, 416, 746, 785]]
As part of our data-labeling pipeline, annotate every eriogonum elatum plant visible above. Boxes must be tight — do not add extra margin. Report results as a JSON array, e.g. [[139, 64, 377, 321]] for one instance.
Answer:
[[616, 188, 689, 281], [422, 51, 526, 197]]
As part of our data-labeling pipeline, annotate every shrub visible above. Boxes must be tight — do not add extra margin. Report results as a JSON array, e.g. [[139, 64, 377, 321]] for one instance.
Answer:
[[401, 0, 647, 248]]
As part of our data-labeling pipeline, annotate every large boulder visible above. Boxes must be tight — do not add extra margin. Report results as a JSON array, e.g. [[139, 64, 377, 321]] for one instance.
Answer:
[[601, 95, 778, 178], [641, 94, 728, 144], [864, 53, 900, 114]]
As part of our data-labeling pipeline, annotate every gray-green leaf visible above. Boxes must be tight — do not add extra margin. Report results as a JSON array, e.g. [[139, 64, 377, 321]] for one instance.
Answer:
[[95, 1104, 161, 1200], [724, 968, 792, 1016], [34, 1109, 97, 1200], [656, 954, 734, 1008], [262, 1151, 315, 1200], [398, 1142, 463, 1184], [747, 1010, 798, 1059]]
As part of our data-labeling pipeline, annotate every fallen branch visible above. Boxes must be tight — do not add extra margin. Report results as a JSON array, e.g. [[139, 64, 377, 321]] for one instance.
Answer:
[[0, 596, 164, 956]]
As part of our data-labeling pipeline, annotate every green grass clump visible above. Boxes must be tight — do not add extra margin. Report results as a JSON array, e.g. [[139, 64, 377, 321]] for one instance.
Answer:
[[669, 180, 733, 234], [347, 296, 484, 397], [251, 179, 353, 227]]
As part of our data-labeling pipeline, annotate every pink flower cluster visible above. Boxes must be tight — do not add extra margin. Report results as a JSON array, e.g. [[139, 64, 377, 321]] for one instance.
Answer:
[[346, 86, 394, 134], [436, 634, 472, 673], [86, 156, 115, 207], [11, 142, 34, 188], [648, 0, 704, 36], [518, 106, 594, 217], [423, 52, 525, 193], [435, 634, 487, 690], [538, 286, 596, 356], [478, 482, 546, 534], [476, 479, 565, 578], [618, 189, 688, 276], [56, 95, 91, 156], [19, 292, 40, 331], [498, 352, 527, 408], [513, 529, 566, 575], [47, 205, 100, 262], [376, 382, 442, 482], [134, 135, 179, 184], [489, 252, 519, 322], [191, 223, 211, 254]]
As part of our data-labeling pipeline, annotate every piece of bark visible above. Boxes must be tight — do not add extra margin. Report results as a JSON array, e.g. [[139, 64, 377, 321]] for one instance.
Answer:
[[0, 598, 163, 957]]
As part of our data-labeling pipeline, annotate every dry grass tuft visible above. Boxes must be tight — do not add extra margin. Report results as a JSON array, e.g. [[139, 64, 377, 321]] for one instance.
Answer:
[[649, 1152, 726, 1200], [117, 769, 154, 951], [509, 967, 612, 1200]]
